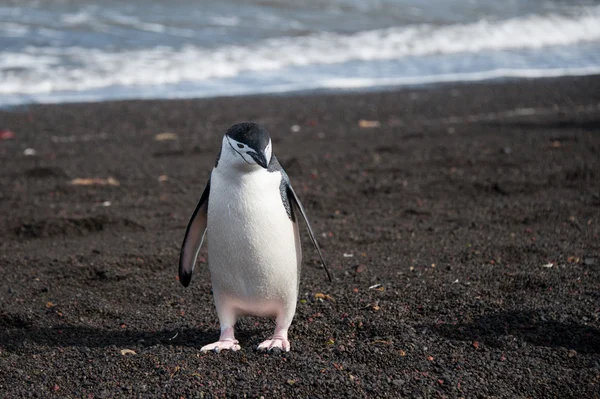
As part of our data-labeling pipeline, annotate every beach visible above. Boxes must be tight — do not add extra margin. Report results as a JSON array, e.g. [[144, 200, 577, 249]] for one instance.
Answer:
[[1, 75, 599, 397]]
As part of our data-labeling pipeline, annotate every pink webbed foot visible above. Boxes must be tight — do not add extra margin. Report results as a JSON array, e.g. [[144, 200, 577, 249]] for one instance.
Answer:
[[200, 339, 241, 353], [257, 336, 290, 352]]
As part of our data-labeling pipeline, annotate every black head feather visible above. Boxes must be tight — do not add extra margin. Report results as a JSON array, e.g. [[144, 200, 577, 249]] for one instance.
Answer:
[[225, 122, 270, 153]]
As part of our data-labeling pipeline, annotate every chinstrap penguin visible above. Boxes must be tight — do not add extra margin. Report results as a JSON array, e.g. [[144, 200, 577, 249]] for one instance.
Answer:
[[179, 122, 331, 352]]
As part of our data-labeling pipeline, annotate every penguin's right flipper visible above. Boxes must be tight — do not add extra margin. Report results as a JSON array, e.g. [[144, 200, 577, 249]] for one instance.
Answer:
[[179, 176, 210, 287]]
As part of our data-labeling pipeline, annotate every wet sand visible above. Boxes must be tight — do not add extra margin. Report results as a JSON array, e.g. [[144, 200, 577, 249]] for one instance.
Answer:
[[1, 76, 599, 398]]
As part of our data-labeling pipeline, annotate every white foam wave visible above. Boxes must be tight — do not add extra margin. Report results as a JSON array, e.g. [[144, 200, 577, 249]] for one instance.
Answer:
[[0, 22, 30, 37], [61, 11, 95, 26], [60, 10, 196, 37], [4, 66, 600, 108], [2, 6, 600, 96], [105, 14, 197, 37], [317, 66, 600, 89], [209, 16, 241, 27]]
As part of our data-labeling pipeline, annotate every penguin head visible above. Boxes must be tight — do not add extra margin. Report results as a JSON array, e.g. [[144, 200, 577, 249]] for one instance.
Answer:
[[219, 122, 272, 169]]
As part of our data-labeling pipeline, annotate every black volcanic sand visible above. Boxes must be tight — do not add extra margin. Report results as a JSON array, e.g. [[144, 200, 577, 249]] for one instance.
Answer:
[[1, 76, 599, 398]]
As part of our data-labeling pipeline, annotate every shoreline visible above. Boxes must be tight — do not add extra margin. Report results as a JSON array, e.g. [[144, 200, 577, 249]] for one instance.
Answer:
[[3, 71, 600, 110]]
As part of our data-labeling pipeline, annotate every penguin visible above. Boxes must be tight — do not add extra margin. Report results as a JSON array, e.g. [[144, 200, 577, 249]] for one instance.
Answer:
[[178, 122, 331, 353]]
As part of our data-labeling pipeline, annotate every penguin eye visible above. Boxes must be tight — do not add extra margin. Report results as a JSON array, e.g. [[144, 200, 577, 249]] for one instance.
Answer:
[[237, 143, 245, 149]]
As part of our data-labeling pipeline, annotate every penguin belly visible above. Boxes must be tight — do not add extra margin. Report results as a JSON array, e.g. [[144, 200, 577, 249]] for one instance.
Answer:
[[207, 168, 301, 318]]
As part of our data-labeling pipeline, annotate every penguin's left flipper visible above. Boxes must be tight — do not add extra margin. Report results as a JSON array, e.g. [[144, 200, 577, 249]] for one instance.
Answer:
[[286, 182, 332, 283], [179, 176, 211, 287]]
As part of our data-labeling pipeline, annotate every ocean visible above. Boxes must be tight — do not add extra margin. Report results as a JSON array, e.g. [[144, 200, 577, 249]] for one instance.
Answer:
[[2, 0, 600, 106]]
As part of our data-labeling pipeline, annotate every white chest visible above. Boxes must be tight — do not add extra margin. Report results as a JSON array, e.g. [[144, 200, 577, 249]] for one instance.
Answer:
[[206, 167, 301, 301]]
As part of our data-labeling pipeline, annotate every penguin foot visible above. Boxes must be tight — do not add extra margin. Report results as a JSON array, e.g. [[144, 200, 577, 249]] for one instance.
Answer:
[[257, 337, 290, 352], [200, 339, 241, 353]]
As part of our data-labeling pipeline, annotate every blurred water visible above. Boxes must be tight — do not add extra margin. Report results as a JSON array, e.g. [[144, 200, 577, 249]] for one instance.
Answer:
[[1, 0, 600, 105]]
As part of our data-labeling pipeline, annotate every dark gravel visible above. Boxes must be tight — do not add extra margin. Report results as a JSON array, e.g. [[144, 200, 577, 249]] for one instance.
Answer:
[[1, 76, 599, 398]]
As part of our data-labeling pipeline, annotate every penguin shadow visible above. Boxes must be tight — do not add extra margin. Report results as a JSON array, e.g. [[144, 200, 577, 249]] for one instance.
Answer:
[[0, 316, 272, 351], [427, 310, 600, 354]]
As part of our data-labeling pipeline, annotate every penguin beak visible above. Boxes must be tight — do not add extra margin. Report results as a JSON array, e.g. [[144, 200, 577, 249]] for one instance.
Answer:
[[249, 151, 268, 168]]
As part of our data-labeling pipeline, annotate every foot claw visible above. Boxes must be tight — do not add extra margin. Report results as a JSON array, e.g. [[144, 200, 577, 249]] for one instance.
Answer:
[[200, 339, 241, 353], [257, 337, 290, 352]]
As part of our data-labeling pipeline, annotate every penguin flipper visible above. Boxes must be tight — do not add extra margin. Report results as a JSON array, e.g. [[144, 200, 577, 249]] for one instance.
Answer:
[[179, 176, 210, 287], [286, 182, 332, 283]]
